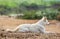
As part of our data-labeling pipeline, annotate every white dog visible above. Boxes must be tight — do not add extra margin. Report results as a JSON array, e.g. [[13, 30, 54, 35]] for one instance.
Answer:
[[6, 16, 50, 33]]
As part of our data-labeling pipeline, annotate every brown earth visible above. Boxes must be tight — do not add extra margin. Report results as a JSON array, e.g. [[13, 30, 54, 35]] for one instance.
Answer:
[[0, 16, 60, 39]]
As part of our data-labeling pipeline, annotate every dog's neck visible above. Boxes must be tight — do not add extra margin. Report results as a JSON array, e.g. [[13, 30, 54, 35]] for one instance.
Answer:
[[36, 19, 46, 26]]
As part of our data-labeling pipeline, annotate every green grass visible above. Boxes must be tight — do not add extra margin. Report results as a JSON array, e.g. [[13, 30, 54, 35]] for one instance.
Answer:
[[0, 0, 60, 7]]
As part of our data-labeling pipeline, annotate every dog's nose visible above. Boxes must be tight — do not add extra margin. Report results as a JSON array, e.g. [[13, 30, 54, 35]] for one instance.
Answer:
[[47, 22, 50, 25]]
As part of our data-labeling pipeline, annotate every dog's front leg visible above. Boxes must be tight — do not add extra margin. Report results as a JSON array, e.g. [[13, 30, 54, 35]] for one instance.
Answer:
[[46, 31, 56, 34]]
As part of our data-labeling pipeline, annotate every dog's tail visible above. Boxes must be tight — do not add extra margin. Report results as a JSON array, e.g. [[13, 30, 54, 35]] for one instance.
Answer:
[[5, 26, 20, 32]]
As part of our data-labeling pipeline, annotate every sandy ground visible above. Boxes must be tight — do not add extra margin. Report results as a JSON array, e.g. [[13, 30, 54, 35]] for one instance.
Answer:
[[0, 16, 60, 39]]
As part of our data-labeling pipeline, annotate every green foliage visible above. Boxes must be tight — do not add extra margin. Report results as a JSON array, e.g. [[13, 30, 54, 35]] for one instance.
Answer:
[[22, 10, 38, 19], [43, 8, 58, 19], [0, 0, 60, 7], [21, 8, 59, 20], [0, 0, 60, 20]]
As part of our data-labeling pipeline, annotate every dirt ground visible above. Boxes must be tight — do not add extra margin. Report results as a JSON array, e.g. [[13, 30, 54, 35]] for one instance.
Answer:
[[0, 16, 60, 33], [0, 16, 60, 39]]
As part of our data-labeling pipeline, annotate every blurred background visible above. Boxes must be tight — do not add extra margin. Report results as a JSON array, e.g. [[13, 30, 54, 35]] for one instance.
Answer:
[[0, 0, 60, 20], [0, 0, 60, 34]]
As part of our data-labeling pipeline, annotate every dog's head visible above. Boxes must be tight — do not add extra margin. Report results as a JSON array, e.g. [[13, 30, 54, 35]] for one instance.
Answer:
[[41, 16, 50, 25]]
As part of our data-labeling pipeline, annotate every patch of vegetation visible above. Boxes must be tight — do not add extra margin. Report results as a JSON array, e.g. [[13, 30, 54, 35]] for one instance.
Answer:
[[0, 0, 60, 20]]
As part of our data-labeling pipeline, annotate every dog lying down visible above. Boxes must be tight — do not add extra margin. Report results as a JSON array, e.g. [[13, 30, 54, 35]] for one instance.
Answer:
[[6, 16, 55, 34]]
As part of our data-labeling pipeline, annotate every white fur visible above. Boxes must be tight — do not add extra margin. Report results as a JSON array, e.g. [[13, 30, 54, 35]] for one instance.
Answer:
[[6, 17, 49, 33]]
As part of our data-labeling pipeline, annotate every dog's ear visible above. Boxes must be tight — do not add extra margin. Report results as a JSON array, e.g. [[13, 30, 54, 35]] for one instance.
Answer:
[[44, 17, 47, 20], [42, 16, 47, 21]]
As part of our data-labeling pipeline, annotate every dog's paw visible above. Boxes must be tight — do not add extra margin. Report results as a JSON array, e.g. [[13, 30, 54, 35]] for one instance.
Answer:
[[6, 29, 10, 31], [46, 31, 56, 34]]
